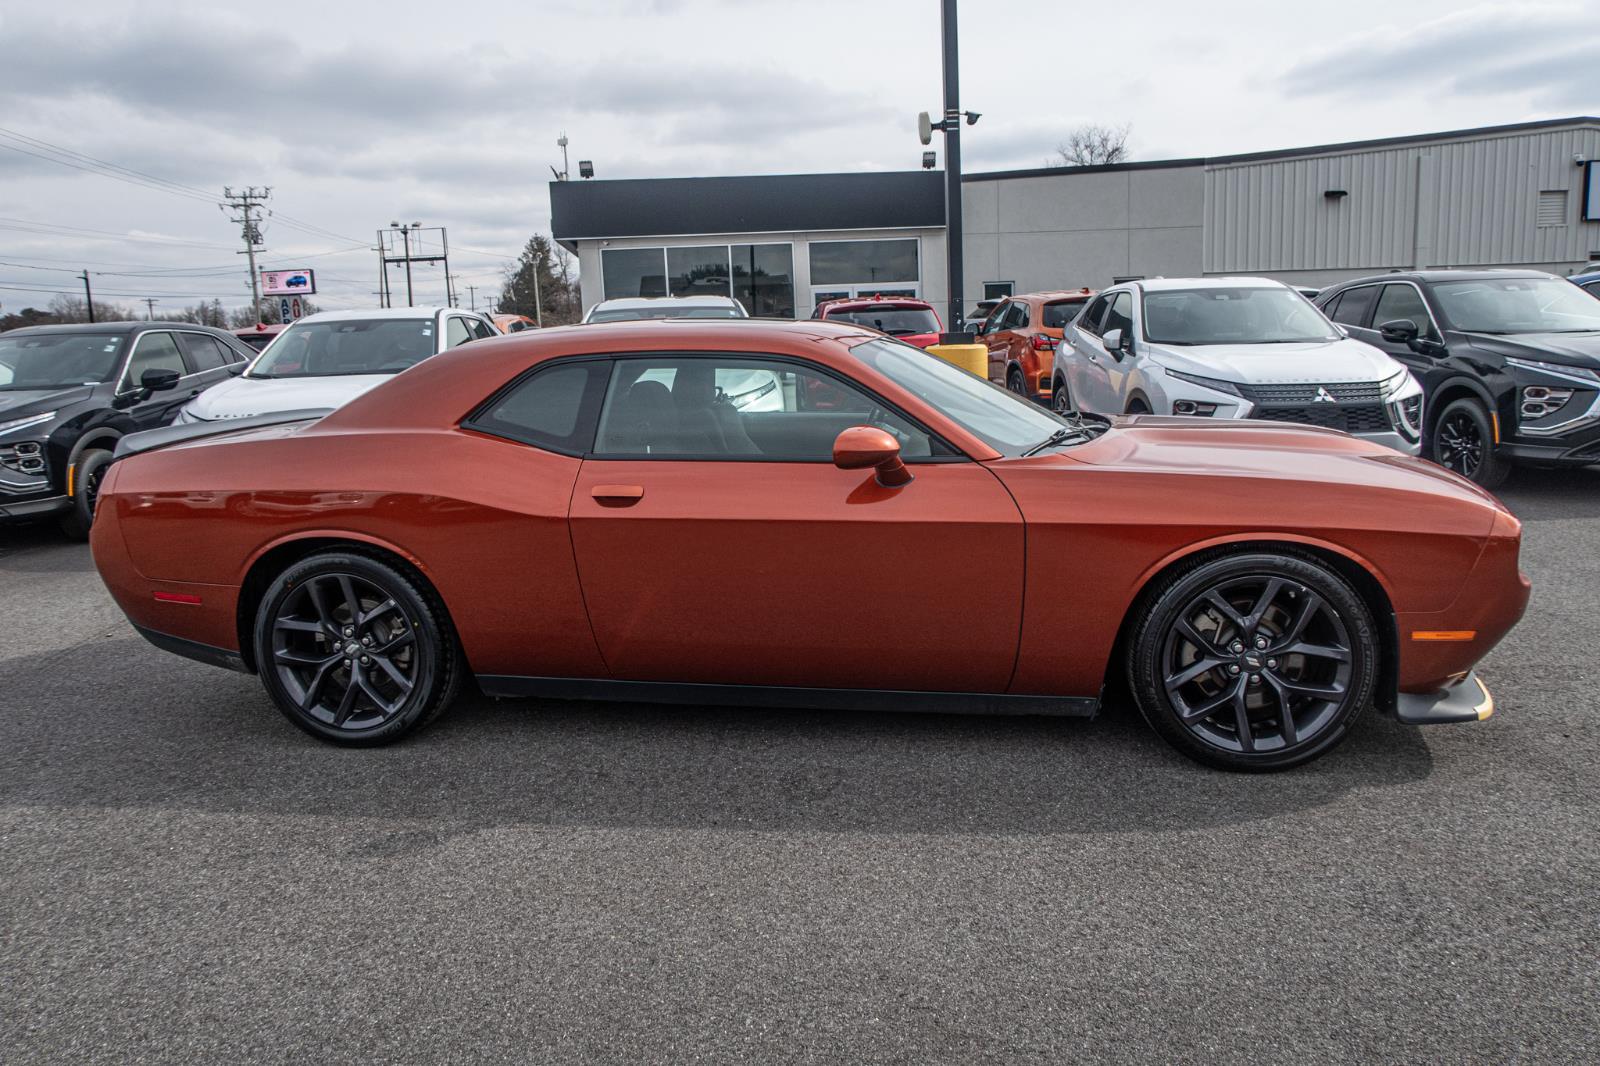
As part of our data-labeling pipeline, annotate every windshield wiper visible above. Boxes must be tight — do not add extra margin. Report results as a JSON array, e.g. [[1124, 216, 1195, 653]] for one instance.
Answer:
[[1021, 427, 1090, 457]]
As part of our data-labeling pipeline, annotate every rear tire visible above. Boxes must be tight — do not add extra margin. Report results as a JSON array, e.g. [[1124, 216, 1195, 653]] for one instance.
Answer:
[[253, 552, 461, 746], [1006, 367, 1029, 399], [1126, 398, 1151, 416], [1127, 551, 1377, 772], [1430, 397, 1509, 489], [57, 448, 112, 541], [1052, 380, 1075, 415]]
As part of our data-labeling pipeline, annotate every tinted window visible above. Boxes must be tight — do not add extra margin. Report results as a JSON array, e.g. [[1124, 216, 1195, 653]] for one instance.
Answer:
[[593, 356, 940, 460], [602, 248, 668, 300], [1373, 284, 1436, 338], [1042, 299, 1087, 329], [251, 319, 436, 378], [1102, 292, 1134, 338], [0, 333, 125, 389], [983, 282, 1014, 300], [1584, 281, 1600, 297], [1014, 303, 1031, 329], [468, 361, 607, 454], [1142, 287, 1337, 344], [826, 306, 940, 336], [178, 332, 229, 372], [808, 240, 919, 286], [444, 317, 473, 349], [125, 332, 185, 386], [1078, 294, 1111, 336], [1328, 286, 1377, 328], [1431, 277, 1600, 333], [668, 245, 732, 298], [730, 243, 795, 318], [468, 317, 497, 340]]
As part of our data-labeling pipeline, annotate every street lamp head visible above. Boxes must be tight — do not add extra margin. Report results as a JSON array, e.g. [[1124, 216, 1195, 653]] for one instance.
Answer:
[[922, 151, 937, 170], [578, 160, 594, 179], [964, 111, 981, 126], [390, 220, 400, 228], [917, 111, 933, 146]]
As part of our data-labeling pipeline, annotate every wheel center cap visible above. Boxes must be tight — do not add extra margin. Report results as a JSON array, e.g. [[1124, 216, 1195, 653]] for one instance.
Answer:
[[344, 641, 362, 657], [1243, 652, 1263, 669]]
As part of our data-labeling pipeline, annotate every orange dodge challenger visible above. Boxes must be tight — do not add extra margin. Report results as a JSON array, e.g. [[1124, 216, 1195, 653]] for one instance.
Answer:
[[90, 319, 1528, 771]]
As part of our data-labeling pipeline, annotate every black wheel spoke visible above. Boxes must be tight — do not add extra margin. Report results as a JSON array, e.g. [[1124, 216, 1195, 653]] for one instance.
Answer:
[[1261, 672, 1298, 746], [1204, 590, 1247, 632], [274, 617, 323, 635], [1231, 683, 1255, 753], [360, 598, 398, 627], [356, 667, 401, 716], [1243, 577, 1285, 631], [1272, 592, 1324, 650], [372, 630, 414, 656], [305, 580, 339, 635], [1176, 616, 1226, 657], [1179, 679, 1240, 722], [1276, 675, 1346, 698], [1166, 656, 1224, 689], [331, 670, 361, 725], [300, 657, 340, 711], [276, 649, 339, 668], [371, 654, 414, 693], [337, 576, 362, 626], [1282, 640, 1351, 664]]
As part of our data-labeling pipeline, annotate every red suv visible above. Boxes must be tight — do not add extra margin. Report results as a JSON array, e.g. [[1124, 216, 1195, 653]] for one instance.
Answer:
[[813, 297, 942, 349], [981, 289, 1095, 401]]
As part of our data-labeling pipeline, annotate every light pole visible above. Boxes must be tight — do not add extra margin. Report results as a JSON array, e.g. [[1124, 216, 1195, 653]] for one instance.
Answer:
[[919, 0, 979, 339]]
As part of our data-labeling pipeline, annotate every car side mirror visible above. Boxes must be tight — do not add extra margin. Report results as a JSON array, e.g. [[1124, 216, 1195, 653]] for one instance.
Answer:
[[1378, 318, 1419, 344], [1102, 327, 1131, 357], [833, 426, 912, 487], [141, 367, 181, 392]]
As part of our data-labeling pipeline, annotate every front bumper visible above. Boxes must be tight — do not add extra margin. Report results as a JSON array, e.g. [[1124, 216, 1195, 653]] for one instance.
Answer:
[[1394, 671, 1494, 725], [1348, 429, 1422, 456], [0, 494, 70, 521]]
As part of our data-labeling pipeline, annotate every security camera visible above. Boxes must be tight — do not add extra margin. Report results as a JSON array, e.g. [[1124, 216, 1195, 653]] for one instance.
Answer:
[[1576, 153, 1589, 166]]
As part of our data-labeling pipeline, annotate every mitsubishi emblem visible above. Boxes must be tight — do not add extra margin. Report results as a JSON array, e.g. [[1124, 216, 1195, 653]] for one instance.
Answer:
[[1313, 386, 1336, 404]]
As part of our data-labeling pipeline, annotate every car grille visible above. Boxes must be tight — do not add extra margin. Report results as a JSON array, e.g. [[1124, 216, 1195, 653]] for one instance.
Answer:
[[1252, 404, 1393, 434], [1236, 381, 1385, 404]]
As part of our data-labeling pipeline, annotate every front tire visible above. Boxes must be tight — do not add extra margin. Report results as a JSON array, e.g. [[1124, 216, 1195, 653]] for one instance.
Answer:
[[1006, 366, 1029, 399], [1127, 552, 1377, 772], [1052, 380, 1075, 415], [57, 448, 112, 541], [1430, 397, 1509, 488], [253, 552, 461, 746]]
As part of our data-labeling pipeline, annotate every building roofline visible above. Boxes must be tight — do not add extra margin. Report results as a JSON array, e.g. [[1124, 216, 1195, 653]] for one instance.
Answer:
[[963, 115, 1600, 182]]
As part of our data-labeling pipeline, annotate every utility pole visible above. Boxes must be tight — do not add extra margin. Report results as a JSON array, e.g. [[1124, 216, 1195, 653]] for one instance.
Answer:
[[79, 269, 94, 323], [940, 0, 965, 336], [223, 186, 271, 323], [448, 273, 461, 308], [466, 285, 477, 312], [143, 297, 158, 320], [375, 244, 390, 308]]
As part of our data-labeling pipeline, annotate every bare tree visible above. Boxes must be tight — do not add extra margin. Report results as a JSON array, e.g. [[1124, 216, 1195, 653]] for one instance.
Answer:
[[1051, 123, 1132, 167]]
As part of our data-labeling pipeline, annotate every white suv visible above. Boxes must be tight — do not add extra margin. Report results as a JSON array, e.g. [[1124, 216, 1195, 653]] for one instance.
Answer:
[[1054, 277, 1423, 454], [176, 307, 499, 423], [582, 295, 749, 323]]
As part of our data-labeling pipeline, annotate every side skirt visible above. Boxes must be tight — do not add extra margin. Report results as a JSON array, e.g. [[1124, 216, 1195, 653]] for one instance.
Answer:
[[133, 623, 251, 674], [475, 675, 1100, 718]]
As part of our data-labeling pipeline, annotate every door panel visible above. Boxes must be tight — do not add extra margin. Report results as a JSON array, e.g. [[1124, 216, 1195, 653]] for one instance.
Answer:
[[569, 460, 1025, 692]]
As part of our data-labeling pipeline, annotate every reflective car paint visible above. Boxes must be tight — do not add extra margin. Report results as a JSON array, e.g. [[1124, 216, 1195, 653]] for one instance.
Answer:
[[92, 318, 1528, 710]]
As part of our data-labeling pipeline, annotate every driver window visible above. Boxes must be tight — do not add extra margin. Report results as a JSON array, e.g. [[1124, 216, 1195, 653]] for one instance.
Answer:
[[123, 332, 185, 390], [982, 302, 1010, 334], [1078, 294, 1110, 336], [1102, 292, 1134, 340], [444, 317, 473, 349], [592, 356, 943, 460], [1373, 284, 1437, 339]]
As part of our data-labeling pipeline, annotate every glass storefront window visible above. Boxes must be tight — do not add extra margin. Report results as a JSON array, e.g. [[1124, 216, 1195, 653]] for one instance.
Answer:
[[731, 244, 795, 318], [602, 248, 668, 300], [808, 239, 919, 287], [667, 246, 732, 299]]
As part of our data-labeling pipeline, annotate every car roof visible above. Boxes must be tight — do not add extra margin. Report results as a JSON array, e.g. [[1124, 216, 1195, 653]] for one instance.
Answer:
[[1329, 269, 1557, 288], [592, 296, 742, 310], [1014, 289, 1096, 302], [1131, 276, 1289, 292], [820, 297, 935, 311], [1569, 269, 1600, 282], [0, 320, 233, 337], [289, 307, 463, 325]]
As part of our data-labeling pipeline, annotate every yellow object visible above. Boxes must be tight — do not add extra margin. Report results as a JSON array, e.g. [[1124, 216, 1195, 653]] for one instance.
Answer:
[[66, 463, 76, 499], [925, 342, 988, 378], [1411, 630, 1478, 642]]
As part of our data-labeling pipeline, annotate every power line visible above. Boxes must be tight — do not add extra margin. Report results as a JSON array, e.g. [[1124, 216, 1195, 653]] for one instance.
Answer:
[[0, 216, 238, 251], [0, 130, 220, 207], [0, 125, 218, 199]]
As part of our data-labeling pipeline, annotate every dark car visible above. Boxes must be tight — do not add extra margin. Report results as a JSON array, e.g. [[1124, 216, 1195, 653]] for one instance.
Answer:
[[0, 321, 252, 537], [1317, 270, 1600, 487], [1570, 268, 1600, 298]]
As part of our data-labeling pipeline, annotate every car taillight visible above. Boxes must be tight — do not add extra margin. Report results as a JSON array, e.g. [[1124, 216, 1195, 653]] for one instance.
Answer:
[[1031, 334, 1057, 351]]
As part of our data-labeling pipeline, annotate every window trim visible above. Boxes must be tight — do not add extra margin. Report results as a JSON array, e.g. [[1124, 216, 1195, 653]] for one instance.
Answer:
[[461, 354, 613, 457], [173, 330, 235, 373], [1323, 283, 1382, 331], [1370, 281, 1443, 340], [578, 350, 965, 465]]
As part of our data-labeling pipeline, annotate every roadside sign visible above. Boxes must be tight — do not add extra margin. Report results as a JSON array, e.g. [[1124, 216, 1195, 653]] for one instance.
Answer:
[[290, 297, 303, 320], [279, 297, 292, 322], [261, 268, 316, 296]]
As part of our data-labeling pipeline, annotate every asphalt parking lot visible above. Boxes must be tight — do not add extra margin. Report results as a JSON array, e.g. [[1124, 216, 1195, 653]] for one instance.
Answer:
[[2, 469, 1598, 1064]]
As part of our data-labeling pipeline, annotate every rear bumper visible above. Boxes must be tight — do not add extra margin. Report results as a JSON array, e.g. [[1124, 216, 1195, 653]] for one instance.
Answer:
[[1394, 671, 1494, 725], [132, 623, 250, 673]]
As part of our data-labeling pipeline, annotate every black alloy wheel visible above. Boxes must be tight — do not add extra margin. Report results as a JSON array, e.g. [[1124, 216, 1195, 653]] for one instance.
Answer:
[[1430, 397, 1509, 489], [1128, 552, 1377, 771], [1126, 398, 1151, 416], [58, 448, 112, 541], [1007, 367, 1029, 398], [254, 552, 460, 745]]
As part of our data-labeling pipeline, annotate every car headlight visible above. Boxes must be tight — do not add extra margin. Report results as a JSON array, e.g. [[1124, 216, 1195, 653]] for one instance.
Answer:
[[1163, 368, 1242, 397], [0, 411, 56, 435], [1380, 368, 1411, 396], [1504, 357, 1600, 382]]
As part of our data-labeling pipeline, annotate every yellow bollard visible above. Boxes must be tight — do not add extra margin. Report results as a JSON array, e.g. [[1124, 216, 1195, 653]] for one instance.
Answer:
[[924, 342, 988, 380]]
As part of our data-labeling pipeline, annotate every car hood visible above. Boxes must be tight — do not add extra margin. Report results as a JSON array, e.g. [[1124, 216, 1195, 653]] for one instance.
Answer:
[[184, 374, 390, 420], [1061, 415, 1503, 511], [1459, 331, 1600, 370], [0, 385, 93, 421], [1149, 336, 1399, 384]]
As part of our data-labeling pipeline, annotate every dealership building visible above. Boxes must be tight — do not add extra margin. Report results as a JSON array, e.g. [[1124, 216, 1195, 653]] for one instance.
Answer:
[[551, 117, 1600, 321]]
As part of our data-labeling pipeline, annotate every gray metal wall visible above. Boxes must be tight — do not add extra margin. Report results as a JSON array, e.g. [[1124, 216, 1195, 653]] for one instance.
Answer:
[[1203, 123, 1600, 284]]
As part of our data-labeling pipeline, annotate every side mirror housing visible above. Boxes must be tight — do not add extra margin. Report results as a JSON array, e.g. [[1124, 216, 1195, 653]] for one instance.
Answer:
[[1102, 328, 1131, 356], [833, 426, 912, 487], [141, 367, 181, 392], [1378, 318, 1419, 344]]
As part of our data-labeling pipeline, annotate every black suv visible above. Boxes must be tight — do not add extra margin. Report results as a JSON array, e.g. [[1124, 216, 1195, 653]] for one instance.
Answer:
[[1317, 270, 1600, 487], [0, 322, 253, 537]]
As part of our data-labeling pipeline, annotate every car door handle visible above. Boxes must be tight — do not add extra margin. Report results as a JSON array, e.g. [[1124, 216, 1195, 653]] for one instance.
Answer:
[[590, 484, 644, 505]]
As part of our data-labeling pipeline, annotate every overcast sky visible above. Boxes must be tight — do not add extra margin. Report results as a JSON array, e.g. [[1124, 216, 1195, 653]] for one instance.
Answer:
[[1, 0, 1596, 313]]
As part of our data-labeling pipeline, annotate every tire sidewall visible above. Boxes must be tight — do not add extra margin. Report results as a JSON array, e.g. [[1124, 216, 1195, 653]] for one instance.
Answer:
[[1430, 397, 1508, 488], [253, 553, 448, 746], [59, 448, 112, 540], [1127, 551, 1377, 772]]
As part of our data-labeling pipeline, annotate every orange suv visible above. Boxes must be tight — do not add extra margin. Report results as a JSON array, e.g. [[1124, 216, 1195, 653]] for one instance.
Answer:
[[981, 289, 1095, 401]]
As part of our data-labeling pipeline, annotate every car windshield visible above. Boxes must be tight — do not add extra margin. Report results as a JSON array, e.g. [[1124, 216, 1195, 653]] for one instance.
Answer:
[[1431, 277, 1600, 333], [237, 333, 276, 352], [249, 318, 435, 378], [1142, 287, 1339, 345], [1043, 300, 1087, 328], [825, 307, 940, 336], [850, 336, 1081, 454], [0, 333, 125, 390], [588, 305, 744, 323]]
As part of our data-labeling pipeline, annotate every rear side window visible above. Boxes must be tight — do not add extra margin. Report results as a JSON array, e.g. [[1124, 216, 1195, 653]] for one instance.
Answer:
[[466, 361, 609, 455], [1328, 286, 1377, 328], [1042, 300, 1085, 329], [1078, 294, 1110, 336], [178, 333, 230, 372], [445, 317, 473, 349], [468, 317, 497, 340]]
